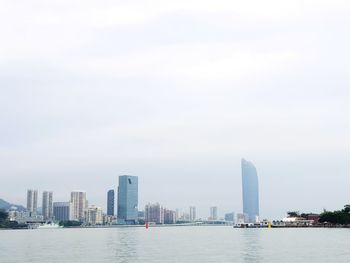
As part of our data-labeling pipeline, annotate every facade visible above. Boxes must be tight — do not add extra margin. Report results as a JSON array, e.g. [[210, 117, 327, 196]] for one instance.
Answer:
[[241, 159, 260, 223], [42, 191, 53, 221], [14, 211, 43, 224], [117, 175, 138, 224], [209, 206, 218, 220], [189, 206, 196, 221], [145, 203, 164, 224], [164, 209, 176, 224], [26, 189, 38, 215], [53, 202, 72, 221], [107, 189, 115, 216], [225, 212, 235, 222], [85, 206, 103, 225], [71, 191, 87, 221]]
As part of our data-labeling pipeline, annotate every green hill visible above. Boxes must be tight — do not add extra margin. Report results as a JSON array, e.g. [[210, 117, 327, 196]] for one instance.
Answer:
[[0, 198, 26, 212]]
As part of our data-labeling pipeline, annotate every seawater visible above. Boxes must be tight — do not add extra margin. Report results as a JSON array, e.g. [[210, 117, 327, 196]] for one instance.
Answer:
[[0, 226, 349, 263]]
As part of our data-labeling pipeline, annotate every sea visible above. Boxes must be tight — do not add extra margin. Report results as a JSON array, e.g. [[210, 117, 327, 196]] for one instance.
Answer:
[[0, 226, 349, 263]]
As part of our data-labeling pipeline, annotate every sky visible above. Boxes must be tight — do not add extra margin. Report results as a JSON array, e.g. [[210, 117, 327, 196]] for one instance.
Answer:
[[1, 0, 350, 219]]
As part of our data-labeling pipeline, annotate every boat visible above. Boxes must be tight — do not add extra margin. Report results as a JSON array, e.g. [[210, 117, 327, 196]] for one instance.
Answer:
[[37, 222, 63, 229]]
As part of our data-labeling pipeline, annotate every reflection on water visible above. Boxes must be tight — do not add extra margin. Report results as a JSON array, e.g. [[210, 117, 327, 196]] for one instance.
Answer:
[[114, 228, 139, 262], [241, 230, 263, 263]]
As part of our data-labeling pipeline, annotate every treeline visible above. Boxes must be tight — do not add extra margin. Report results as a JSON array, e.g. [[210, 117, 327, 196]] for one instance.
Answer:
[[59, 220, 83, 227], [319, 205, 350, 225]]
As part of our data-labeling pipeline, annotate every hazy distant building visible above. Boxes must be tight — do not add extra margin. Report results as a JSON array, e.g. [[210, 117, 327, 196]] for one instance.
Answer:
[[71, 191, 87, 221], [53, 202, 72, 221], [138, 210, 145, 221], [209, 206, 218, 220], [176, 209, 183, 220], [14, 211, 43, 224], [236, 213, 246, 224], [42, 191, 53, 221], [107, 189, 115, 216], [85, 206, 103, 225], [164, 209, 176, 224], [241, 159, 259, 223], [225, 212, 235, 222], [26, 189, 38, 215], [145, 203, 164, 224], [189, 206, 196, 221], [117, 175, 138, 224]]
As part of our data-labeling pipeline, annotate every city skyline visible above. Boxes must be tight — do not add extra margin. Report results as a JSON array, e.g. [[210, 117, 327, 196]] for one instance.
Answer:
[[2, 153, 347, 220]]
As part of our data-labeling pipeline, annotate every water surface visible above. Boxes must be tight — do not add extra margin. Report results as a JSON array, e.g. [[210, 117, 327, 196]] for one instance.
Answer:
[[0, 226, 349, 262]]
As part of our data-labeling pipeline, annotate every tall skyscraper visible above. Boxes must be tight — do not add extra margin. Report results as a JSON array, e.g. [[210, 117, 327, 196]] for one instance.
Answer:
[[107, 189, 115, 216], [241, 158, 260, 223], [42, 191, 53, 221], [189, 206, 196, 221], [117, 175, 138, 224], [209, 206, 218, 220], [53, 202, 72, 221], [71, 191, 87, 221], [26, 189, 38, 215]]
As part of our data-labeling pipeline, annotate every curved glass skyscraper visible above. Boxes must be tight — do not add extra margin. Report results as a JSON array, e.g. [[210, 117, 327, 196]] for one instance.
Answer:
[[241, 159, 259, 223]]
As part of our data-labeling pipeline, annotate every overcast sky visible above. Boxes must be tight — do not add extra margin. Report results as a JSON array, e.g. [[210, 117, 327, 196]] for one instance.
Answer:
[[1, 0, 350, 219]]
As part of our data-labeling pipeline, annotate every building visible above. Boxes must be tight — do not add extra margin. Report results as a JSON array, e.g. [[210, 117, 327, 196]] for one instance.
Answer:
[[236, 213, 247, 224], [225, 212, 235, 222], [53, 202, 72, 221], [26, 189, 38, 215], [209, 206, 218, 220], [164, 209, 177, 224], [189, 206, 196, 221], [117, 175, 138, 224], [107, 189, 115, 216], [145, 203, 164, 224], [241, 159, 260, 223], [14, 211, 43, 224], [71, 191, 87, 221], [85, 206, 103, 225], [42, 191, 53, 221]]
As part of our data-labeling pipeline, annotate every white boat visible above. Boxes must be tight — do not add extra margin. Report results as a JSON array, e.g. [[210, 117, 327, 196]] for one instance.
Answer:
[[37, 222, 63, 229]]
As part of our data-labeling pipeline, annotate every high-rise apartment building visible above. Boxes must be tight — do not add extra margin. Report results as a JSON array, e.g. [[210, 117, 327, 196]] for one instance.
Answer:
[[117, 175, 138, 224], [42, 191, 53, 221], [209, 206, 218, 220], [145, 203, 164, 224], [53, 202, 72, 221], [85, 206, 103, 225], [26, 189, 38, 215], [164, 209, 176, 224], [71, 191, 87, 221], [189, 206, 196, 221], [107, 189, 115, 216], [241, 158, 259, 223]]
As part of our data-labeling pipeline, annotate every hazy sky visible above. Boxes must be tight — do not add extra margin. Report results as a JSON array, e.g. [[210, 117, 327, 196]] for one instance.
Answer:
[[1, 0, 350, 219]]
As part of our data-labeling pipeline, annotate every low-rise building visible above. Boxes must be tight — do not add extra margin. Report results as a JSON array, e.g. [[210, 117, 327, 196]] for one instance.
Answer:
[[53, 202, 73, 222]]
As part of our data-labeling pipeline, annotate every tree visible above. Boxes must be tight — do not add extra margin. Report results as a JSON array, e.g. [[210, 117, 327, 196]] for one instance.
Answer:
[[0, 209, 8, 221], [319, 205, 350, 225], [287, 211, 300, 217]]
